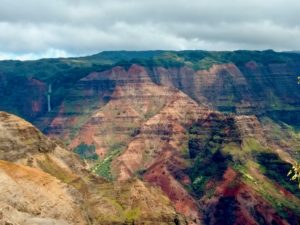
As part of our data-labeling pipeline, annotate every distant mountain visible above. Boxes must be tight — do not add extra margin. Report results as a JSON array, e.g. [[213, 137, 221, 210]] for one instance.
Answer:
[[1, 50, 300, 224], [283, 51, 300, 54]]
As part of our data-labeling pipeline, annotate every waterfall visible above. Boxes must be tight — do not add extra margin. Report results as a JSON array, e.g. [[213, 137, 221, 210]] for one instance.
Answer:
[[47, 84, 52, 112]]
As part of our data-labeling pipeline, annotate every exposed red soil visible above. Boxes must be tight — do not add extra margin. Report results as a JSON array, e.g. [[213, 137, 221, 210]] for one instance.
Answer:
[[144, 149, 201, 222], [205, 167, 290, 225]]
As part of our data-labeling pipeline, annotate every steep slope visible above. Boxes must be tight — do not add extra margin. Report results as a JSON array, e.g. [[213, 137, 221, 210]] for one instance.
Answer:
[[1, 50, 300, 125], [0, 110, 56, 161], [0, 160, 86, 225], [152, 58, 300, 115], [1, 50, 300, 225], [0, 111, 187, 225], [55, 65, 177, 153], [112, 103, 300, 224], [186, 114, 300, 225]]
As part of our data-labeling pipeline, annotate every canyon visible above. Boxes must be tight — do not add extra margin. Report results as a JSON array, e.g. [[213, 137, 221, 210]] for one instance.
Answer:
[[0, 50, 300, 224]]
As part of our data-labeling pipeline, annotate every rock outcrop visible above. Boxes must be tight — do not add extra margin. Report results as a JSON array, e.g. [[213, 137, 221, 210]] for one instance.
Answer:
[[0, 111, 187, 225], [0, 160, 86, 225]]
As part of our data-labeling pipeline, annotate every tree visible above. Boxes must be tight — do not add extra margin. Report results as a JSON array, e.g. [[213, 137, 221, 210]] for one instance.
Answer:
[[291, 79, 300, 188], [288, 163, 300, 189]]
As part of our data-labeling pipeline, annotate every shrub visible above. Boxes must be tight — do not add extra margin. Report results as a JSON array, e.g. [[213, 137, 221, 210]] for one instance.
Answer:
[[74, 143, 99, 160]]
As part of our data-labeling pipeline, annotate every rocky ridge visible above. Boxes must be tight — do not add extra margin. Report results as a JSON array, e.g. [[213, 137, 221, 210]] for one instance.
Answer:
[[0, 111, 186, 225]]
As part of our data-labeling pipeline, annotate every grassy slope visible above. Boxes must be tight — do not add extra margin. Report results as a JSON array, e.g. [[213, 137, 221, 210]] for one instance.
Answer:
[[186, 117, 300, 222]]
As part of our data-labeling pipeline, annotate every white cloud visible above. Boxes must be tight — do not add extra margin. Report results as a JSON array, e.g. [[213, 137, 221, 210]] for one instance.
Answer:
[[0, 0, 300, 60], [0, 49, 70, 61]]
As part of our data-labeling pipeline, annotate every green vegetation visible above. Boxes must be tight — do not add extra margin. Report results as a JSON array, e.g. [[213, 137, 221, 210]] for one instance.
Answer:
[[74, 143, 98, 160], [187, 116, 300, 223], [1, 50, 300, 85], [189, 149, 231, 197], [249, 164, 300, 222], [115, 51, 185, 70], [0, 58, 111, 83], [92, 143, 124, 180], [288, 163, 300, 189], [37, 155, 77, 184], [256, 152, 300, 198], [124, 208, 141, 222], [260, 117, 300, 159], [187, 118, 237, 196]]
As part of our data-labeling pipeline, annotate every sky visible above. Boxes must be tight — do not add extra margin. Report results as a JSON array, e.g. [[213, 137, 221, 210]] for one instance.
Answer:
[[0, 0, 300, 60]]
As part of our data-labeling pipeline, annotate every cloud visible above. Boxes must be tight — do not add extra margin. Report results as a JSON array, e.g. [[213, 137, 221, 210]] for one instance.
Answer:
[[0, 0, 300, 60], [0, 49, 70, 61]]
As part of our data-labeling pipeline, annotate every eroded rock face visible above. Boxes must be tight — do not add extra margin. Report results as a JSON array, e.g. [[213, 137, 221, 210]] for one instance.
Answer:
[[43, 76, 116, 141], [202, 168, 291, 225], [1, 51, 300, 127], [111, 102, 300, 224], [0, 160, 86, 225], [185, 113, 300, 225], [153, 64, 251, 112], [143, 149, 201, 223], [27, 62, 298, 224], [152, 62, 300, 115], [0, 111, 56, 161], [234, 115, 266, 143], [112, 89, 210, 180], [67, 65, 178, 157], [0, 112, 88, 225], [87, 178, 187, 225], [0, 111, 187, 225]]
